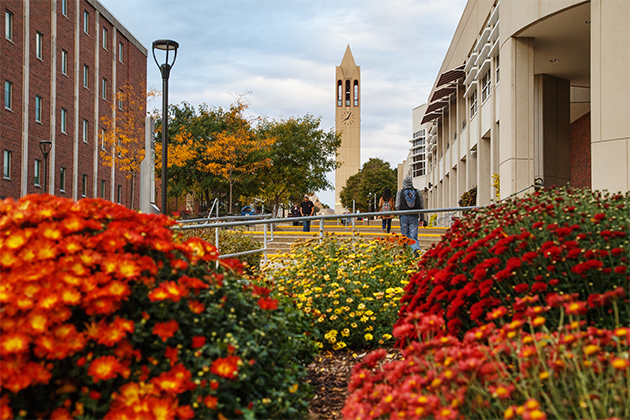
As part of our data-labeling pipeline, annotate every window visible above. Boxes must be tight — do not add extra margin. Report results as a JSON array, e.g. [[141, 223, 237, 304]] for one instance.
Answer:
[[100, 179, 106, 198], [353, 80, 359, 106], [117, 136, 122, 157], [34, 159, 42, 186], [59, 167, 66, 192], [116, 184, 122, 204], [61, 0, 67, 16], [101, 78, 107, 100], [60, 108, 67, 133], [102, 28, 108, 49], [5, 10, 13, 41], [101, 129, 106, 150], [481, 73, 491, 102], [118, 42, 123, 63], [35, 96, 42, 122], [82, 119, 88, 143], [469, 90, 478, 118], [337, 81, 342, 107], [3, 150, 11, 179], [61, 50, 68, 75], [495, 55, 500, 84], [83, 11, 89, 34], [5, 81, 13, 110], [345, 80, 350, 106], [83, 65, 89, 88], [117, 90, 123, 109], [36, 32, 43, 60], [81, 174, 87, 196]]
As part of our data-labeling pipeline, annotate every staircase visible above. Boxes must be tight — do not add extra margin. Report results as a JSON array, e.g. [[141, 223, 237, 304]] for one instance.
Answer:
[[234, 219, 447, 257]]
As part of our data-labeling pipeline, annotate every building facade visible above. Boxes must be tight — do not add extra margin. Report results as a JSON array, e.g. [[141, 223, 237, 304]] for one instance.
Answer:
[[416, 0, 629, 209], [335, 45, 361, 214], [1, 0, 147, 207]]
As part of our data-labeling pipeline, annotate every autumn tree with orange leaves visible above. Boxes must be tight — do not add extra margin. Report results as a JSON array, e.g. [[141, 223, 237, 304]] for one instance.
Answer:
[[100, 84, 157, 207], [156, 99, 276, 214]]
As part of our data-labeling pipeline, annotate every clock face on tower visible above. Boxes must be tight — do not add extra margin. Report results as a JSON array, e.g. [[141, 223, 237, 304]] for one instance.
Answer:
[[340, 110, 355, 126]]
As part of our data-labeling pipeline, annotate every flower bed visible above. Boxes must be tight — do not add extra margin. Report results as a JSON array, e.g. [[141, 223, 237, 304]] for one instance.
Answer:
[[0, 194, 316, 420], [396, 187, 629, 342], [265, 234, 417, 350], [342, 293, 629, 420]]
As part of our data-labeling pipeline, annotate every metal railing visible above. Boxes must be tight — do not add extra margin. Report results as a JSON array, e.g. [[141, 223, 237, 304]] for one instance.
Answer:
[[174, 206, 478, 264]]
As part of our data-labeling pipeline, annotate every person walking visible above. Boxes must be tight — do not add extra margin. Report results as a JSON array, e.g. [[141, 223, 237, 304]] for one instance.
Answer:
[[395, 175, 424, 254], [378, 187, 395, 234], [300, 195, 314, 232]]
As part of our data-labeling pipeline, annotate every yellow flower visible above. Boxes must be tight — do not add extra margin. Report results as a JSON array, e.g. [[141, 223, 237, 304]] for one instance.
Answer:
[[364, 333, 373, 341], [351, 323, 358, 328], [538, 371, 549, 380], [341, 329, 350, 337]]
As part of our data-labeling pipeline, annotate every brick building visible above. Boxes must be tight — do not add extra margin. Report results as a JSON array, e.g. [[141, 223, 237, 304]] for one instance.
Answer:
[[1, 0, 147, 207]]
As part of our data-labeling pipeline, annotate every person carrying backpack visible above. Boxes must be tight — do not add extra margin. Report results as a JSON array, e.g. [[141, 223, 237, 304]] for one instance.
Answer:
[[378, 187, 395, 233], [395, 175, 424, 254]]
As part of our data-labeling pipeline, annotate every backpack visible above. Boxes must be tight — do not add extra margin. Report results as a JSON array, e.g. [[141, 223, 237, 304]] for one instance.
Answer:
[[381, 199, 392, 212], [403, 188, 419, 209]]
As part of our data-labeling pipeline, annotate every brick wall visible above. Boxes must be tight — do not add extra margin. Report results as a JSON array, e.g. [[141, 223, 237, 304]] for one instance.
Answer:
[[1, 0, 24, 199], [570, 112, 591, 189], [0, 0, 147, 207]]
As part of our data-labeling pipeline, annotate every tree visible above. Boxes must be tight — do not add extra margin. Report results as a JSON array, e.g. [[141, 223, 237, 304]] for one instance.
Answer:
[[255, 115, 342, 213], [339, 158, 397, 212], [155, 100, 276, 214], [100, 83, 154, 207]]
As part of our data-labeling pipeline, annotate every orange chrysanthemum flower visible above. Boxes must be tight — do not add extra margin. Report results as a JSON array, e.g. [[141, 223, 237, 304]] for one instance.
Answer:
[[210, 355, 241, 379], [0, 333, 30, 354], [87, 355, 123, 382], [187, 300, 205, 314]]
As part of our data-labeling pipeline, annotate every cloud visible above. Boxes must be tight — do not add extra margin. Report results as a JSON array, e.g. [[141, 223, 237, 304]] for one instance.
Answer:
[[101, 0, 468, 208]]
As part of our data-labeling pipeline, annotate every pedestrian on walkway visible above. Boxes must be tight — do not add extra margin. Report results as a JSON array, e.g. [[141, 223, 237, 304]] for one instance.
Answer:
[[300, 195, 314, 232], [395, 176, 424, 254], [378, 187, 395, 233]]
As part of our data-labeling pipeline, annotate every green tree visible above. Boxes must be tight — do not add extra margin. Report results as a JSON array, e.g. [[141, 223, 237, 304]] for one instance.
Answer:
[[339, 158, 397, 212], [255, 115, 342, 214]]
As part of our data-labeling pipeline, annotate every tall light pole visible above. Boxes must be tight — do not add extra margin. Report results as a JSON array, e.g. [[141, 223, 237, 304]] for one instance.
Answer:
[[39, 140, 52, 194], [152, 39, 179, 215]]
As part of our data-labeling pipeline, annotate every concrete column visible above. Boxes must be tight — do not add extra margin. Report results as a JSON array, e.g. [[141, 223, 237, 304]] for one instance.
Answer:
[[478, 136, 491, 204], [499, 37, 535, 198], [590, 0, 630, 192]]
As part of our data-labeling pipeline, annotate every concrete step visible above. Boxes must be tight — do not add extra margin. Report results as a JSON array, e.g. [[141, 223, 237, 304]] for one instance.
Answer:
[[231, 222, 447, 255]]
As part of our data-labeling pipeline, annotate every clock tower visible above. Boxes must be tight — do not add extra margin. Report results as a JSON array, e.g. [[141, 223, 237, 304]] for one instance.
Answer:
[[335, 45, 361, 214]]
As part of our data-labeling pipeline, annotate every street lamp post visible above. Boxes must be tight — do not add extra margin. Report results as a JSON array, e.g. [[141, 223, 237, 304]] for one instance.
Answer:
[[152, 39, 179, 215], [39, 140, 52, 194]]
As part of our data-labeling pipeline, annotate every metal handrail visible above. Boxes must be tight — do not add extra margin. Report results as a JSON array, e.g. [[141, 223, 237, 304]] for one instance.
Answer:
[[173, 206, 479, 264]]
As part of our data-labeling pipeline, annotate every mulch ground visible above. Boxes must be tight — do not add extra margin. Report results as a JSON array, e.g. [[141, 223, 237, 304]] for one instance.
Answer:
[[305, 348, 403, 420]]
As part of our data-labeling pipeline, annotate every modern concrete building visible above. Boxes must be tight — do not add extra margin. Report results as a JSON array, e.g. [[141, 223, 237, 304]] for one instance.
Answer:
[[1, 0, 147, 207], [335, 45, 361, 214], [415, 0, 629, 209]]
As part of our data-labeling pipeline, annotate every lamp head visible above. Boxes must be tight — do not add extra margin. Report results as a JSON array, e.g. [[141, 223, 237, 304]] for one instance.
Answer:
[[152, 39, 179, 77], [39, 140, 52, 156]]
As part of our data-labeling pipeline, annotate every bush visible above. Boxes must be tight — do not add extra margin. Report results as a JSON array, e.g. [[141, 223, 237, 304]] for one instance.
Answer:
[[396, 187, 629, 343], [265, 234, 417, 350], [342, 292, 629, 420], [0, 194, 316, 420], [178, 227, 262, 272]]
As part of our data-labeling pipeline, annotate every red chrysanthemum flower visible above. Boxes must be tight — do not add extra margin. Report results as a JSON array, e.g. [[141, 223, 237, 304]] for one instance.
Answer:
[[87, 355, 123, 382], [191, 336, 206, 349], [257, 297, 279, 310], [152, 320, 179, 342]]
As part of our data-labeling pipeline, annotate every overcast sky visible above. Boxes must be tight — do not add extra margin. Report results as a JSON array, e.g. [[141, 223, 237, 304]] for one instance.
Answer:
[[100, 0, 467, 208]]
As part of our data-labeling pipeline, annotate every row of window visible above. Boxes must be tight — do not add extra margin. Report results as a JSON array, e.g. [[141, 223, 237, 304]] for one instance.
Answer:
[[5, 10, 125, 62], [337, 80, 359, 107], [3, 150, 123, 202], [5, 83, 112, 149]]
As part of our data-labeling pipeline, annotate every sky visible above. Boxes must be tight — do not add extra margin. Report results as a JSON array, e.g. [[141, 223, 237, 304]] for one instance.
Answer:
[[100, 0, 468, 208]]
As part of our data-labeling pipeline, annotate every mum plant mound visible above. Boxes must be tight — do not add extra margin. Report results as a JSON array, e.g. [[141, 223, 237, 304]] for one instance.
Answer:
[[342, 292, 629, 420], [265, 234, 417, 351], [0, 194, 316, 420], [396, 187, 629, 343]]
